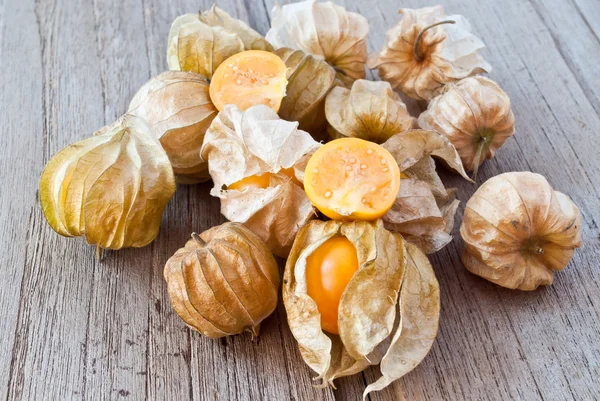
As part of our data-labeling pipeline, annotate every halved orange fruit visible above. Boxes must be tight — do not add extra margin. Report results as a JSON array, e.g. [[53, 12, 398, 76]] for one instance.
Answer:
[[304, 138, 401, 220], [209, 50, 287, 112]]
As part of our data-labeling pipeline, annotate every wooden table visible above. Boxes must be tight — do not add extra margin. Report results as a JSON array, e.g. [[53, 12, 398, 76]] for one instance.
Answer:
[[1, 0, 599, 400]]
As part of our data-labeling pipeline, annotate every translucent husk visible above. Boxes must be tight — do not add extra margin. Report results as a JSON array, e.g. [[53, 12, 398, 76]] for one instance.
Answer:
[[200, 105, 320, 257], [418, 76, 515, 180], [325, 79, 416, 144], [460, 172, 582, 291], [164, 222, 280, 337], [39, 114, 176, 251], [127, 71, 218, 184], [284, 220, 440, 394], [276, 48, 337, 140], [368, 6, 491, 101], [168, 5, 272, 79], [381, 129, 472, 253], [266, 0, 369, 81]]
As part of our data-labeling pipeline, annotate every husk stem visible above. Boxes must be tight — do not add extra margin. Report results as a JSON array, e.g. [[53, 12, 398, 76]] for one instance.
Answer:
[[191, 232, 207, 247], [413, 20, 456, 62], [96, 245, 103, 262], [471, 127, 495, 181]]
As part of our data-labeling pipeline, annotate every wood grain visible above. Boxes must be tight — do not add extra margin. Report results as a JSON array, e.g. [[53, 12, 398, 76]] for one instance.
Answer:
[[0, 0, 598, 400]]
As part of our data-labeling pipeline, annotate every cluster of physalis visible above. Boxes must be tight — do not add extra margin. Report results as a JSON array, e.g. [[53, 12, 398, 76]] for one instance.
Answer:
[[39, 1, 582, 397]]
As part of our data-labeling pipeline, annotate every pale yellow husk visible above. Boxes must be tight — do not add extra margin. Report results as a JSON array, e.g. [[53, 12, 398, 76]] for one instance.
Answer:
[[418, 76, 515, 175], [381, 129, 471, 253], [39, 114, 175, 250], [284, 220, 440, 394], [325, 79, 416, 144], [168, 6, 272, 79], [200, 105, 320, 257], [266, 0, 369, 81], [164, 222, 279, 337], [368, 6, 491, 101], [128, 71, 218, 184], [276, 48, 337, 140], [461, 172, 582, 290]]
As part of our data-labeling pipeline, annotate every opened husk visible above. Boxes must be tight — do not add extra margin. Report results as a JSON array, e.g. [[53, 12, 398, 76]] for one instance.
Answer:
[[201, 105, 320, 257], [266, 0, 369, 81], [284, 220, 440, 393], [461, 172, 582, 290], [419, 76, 515, 180], [276, 48, 337, 139], [382, 129, 471, 253], [39, 114, 175, 252], [127, 71, 218, 183], [368, 6, 491, 101], [164, 222, 279, 337], [325, 79, 416, 144], [168, 5, 272, 79]]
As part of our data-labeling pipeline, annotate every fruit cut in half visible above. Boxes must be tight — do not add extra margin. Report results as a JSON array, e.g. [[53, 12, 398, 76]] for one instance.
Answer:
[[306, 236, 359, 334], [209, 50, 288, 112], [304, 138, 401, 220]]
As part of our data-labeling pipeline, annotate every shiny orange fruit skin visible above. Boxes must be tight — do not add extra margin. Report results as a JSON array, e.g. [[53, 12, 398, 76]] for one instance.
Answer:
[[227, 168, 299, 191], [304, 138, 401, 220], [306, 236, 359, 334], [209, 50, 287, 112]]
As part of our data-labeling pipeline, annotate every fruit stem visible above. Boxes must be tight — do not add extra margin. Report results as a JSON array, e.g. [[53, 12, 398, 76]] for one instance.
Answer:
[[471, 128, 494, 181], [414, 20, 456, 62], [191, 232, 207, 247], [96, 245, 103, 262]]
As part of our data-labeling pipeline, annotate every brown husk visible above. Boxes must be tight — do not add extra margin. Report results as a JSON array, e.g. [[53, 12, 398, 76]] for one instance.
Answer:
[[164, 222, 279, 337], [276, 48, 337, 140], [418, 76, 515, 180], [39, 114, 175, 250], [460, 172, 582, 290], [200, 105, 320, 257], [128, 71, 218, 184], [266, 0, 369, 81], [368, 6, 491, 101], [168, 6, 272, 79], [325, 79, 416, 144], [381, 129, 471, 253]]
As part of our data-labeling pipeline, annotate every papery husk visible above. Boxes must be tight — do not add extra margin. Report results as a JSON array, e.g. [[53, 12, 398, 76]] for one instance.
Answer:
[[201, 105, 320, 257], [381, 129, 471, 253], [325, 79, 416, 144], [363, 242, 440, 398], [266, 0, 369, 81], [39, 114, 175, 250], [283, 220, 406, 386], [127, 71, 218, 184], [275, 48, 337, 140], [168, 6, 272, 79], [460, 172, 582, 291], [418, 76, 515, 179], [368, 6, 491, 101], [164, 222, 279, 337]]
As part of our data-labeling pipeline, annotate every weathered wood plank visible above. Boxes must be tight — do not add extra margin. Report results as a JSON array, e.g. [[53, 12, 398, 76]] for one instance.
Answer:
[[3, 0, 106, 399]]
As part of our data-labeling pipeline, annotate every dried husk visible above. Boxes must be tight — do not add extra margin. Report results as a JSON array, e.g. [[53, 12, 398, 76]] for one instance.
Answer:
[[460, 172, 582, 291], [200, 105, 320, 257], [363, 242, 440, 398], [164, 222, 279, 337], [418, 76, 515, 180], [266, 0, 369, 81], [275, 48, 337, 140], [368, 6, 491, 101], [283, 220, 405, 385], [325, 79, 416, 144], [381, 129, 471, 253], [127, 71, 218, 184], [39, 114, 175, 251], [167, 6, 273, 79]]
